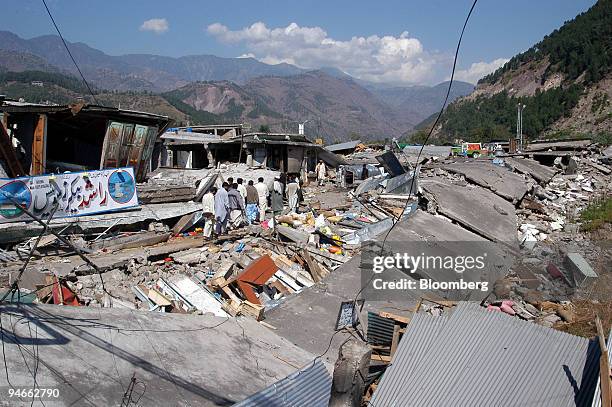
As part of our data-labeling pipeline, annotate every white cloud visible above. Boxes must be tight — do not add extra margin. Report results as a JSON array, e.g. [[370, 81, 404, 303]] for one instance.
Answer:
[[452, 58, 509, 84], [206, 22, 441, 84], [140, 18, 169, 34]]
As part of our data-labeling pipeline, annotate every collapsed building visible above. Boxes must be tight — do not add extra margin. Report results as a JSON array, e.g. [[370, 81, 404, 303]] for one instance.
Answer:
[[0, 101, 611, 407], [160, 129, 344, 175], [0, 99, 170, 181]]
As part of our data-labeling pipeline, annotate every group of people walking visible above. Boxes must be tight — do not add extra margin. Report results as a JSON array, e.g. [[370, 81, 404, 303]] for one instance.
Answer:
[[201, 177, 270, 239], [200, 161, 327, 240]]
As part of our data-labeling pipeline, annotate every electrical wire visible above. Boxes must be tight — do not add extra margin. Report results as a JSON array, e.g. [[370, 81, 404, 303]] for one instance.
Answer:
[[351, 0, 479, 306], [0, 188, 120, 305], [343, 2, 480, 404], [283, 3, 482, 400], [40, 0, 100, 105], [0, 204, 59, 304], [127, 309, 185, 404], [0, 308, 103, 406]]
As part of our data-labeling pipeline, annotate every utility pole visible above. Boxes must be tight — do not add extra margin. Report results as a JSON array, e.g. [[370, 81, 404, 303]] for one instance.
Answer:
[[517, 103, 526, 151], [298, 119, 310, 135]]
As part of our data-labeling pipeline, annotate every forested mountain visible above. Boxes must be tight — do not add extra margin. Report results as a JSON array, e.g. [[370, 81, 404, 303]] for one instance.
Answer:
[[414, 0, 611, 144]]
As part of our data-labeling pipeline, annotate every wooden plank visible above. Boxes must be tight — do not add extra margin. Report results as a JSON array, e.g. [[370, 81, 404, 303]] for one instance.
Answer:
[[301, 249, 323, 283], [220, 283, 242, 304], [259, 321, 277, 330], [269, 280, 292, 294], [305, 246, 347, 264], [90, 232, 171, 251], [209, 259, 234, 287], [274, 270, 302, 291], [241, 300, 264, 321], [596, 316, 612, 407], [589, 161, 612, 175], [371, 354, 391, 363], [31, 114, 46, 175], [390, 324, 401, 358], [0, 120, 25, 177], [147, 288, 172, 307], [379, 311, 411, 324], [276, 225, 309, 245], [221, 299, 241, 317]]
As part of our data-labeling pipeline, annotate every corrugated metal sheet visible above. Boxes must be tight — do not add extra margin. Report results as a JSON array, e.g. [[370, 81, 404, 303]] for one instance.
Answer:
[[591, 328, 612, 407], [371, 302, 600, 407], [367, 312, 396, 345], [233, 359, 331, 407]]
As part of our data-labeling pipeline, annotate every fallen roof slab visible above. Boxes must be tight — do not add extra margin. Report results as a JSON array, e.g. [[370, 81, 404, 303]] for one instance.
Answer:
[[0, 304, 318, 406], [0, 202, 201, 244], [263, 210, 506, 363], [442, 160, 531, 202], [403, 145, 452, 160], [4, 236, 206, 276], [421, 178, 518, 247], [526, 139, 591, 151], [504, 156, 557, 183]]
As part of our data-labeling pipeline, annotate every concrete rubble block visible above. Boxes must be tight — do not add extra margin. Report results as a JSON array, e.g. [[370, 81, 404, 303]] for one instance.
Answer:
[[0, 202, 202, 244], [0, 304, 318, 406], [563, 252, 597, 287], [504, 157, 557, 184], [520, 230, 538, 251], [443, 160, 530, 203], [420, 178, 518, 247]]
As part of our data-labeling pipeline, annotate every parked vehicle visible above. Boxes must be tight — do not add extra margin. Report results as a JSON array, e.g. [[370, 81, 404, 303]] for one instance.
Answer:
[[451, 142, 489, 158]]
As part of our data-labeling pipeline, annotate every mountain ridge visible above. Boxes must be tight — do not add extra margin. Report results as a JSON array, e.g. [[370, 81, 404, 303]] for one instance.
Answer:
[[0, 30, 476, 141], [415, 0, 611, 143]]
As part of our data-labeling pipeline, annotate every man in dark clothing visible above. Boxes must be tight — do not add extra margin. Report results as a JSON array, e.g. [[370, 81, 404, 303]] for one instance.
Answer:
[[245, 180, 259, 224], [361, 164, 369, 180], [227, 183, 245, 228]]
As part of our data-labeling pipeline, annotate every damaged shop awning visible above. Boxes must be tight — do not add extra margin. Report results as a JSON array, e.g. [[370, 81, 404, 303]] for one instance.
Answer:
[[0, 100, 171, 181]]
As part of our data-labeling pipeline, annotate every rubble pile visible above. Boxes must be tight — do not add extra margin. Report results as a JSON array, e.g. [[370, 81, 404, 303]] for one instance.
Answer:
[[0, 159, 416, 323], [0, 141, 609, 336], [413, 142, 611, 330]]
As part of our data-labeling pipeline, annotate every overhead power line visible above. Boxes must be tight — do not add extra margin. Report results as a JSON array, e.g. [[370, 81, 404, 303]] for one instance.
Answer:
[[40, 0, 101, 105], [348, 0, 481, 368]]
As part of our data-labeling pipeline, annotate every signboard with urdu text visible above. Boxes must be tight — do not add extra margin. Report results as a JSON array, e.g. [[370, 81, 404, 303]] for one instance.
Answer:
[[0, 167, 138, 223]]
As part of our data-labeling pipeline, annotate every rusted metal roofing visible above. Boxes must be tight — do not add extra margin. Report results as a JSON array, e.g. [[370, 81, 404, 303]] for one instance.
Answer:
[[236, 255, 278, 305], [371, 302, 600, 407], [234, 359, 331, 407]]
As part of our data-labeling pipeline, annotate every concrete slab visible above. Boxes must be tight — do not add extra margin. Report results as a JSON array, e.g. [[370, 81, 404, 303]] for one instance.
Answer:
[[3, 236, 206, 276], [0, 202, 201, 244], [264, 210, 513, 364], [564, 252, 598, 287], [525, 139, 591, 151], [443, 160, 530, 202], [421, 178, 518, 247], [504, 157, 557, 184], [0, 304, 317, 406]]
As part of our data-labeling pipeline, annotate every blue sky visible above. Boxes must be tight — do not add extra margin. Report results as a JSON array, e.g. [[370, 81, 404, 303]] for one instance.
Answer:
[[2, 0, 597, 85]]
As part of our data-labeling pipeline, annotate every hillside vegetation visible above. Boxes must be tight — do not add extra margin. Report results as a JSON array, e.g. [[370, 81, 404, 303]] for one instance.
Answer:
[[481, 0, 611, 86], [415, 0, 611, 144]]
